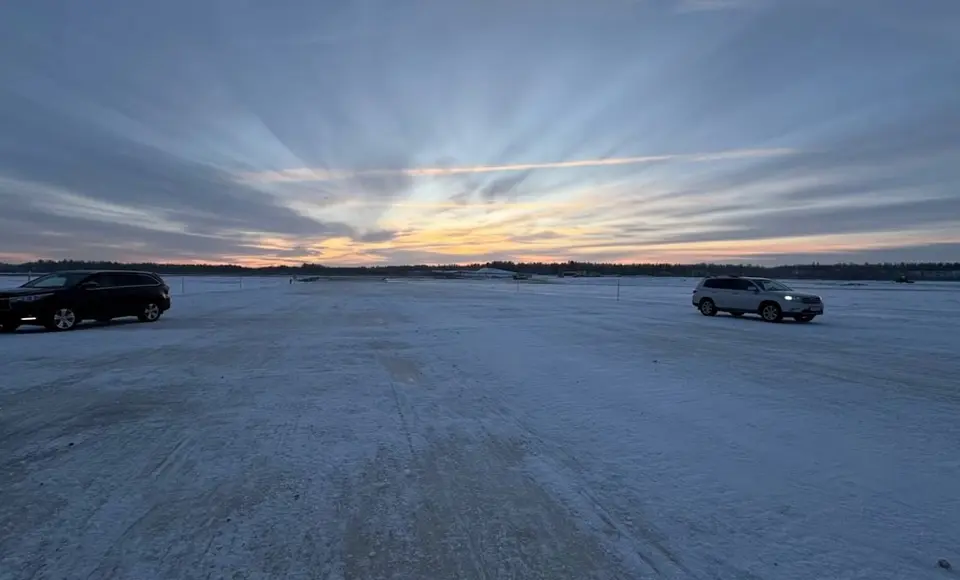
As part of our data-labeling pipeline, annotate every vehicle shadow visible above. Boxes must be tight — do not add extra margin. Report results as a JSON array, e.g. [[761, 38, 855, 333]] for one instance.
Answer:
[[1, 318, 143, 335], [701, 313, 827, 325]]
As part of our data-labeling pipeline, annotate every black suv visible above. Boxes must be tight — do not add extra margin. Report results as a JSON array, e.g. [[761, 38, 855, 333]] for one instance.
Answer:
[[0, 270, 171, 332]]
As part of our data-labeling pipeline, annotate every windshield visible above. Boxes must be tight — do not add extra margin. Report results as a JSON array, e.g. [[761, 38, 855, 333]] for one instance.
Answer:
[[20, 273, 89, 289], [753, 279, 793, 291]]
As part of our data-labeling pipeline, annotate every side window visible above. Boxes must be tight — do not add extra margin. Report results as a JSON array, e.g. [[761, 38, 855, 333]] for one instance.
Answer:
[[135, 273, 160, 286], [84, 273, 117, 287], [713, 279, 736, 290], [733, 280, 755, 291], [90, 273, 144, 287], [703, 279, 719, 289], [114, 273, 144, 286]]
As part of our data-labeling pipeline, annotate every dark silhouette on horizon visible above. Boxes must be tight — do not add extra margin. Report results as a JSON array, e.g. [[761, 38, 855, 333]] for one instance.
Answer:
[[2, 259, 959, 282]]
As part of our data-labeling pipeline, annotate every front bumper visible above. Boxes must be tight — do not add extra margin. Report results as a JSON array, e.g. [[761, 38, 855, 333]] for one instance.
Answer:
[[0, 299, 50, 325], [783, 302, 824, 315]]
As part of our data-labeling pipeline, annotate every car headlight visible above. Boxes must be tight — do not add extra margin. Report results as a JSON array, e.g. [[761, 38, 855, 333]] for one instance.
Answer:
[[783, 295, 794, 301], [10, 293, 53, 303]]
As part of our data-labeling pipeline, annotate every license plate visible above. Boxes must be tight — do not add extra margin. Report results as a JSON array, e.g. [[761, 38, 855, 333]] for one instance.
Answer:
[[808, 306, 823, 312]]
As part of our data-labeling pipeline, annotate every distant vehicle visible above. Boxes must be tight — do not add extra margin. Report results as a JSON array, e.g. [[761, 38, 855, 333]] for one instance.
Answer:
[[895, 275, 914, 284], [0, 270, 171, 333], [692, 276, 824, 323]]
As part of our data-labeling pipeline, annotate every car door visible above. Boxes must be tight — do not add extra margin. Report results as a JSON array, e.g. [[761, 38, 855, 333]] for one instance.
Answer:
[[715, 279, 749, 311], [125, 273, 162, 315], [732, 279, 761, 311], [115, 272, 148, 316], [709, 279, 738, 309], [81, 273, 125, 319], [111, 272, 158, 317], [726, 279, 753, 310]]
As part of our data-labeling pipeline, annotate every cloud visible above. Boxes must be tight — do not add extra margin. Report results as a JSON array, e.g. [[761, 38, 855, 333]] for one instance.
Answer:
[[508, 231, 567, 244], [1, 0, 957, 266], [478, 170, 535, 203], [761, 242, 960, 265], [356, 230, 399, 243], [645, 197, 960, 247], [0, 195, 256, 263], [0, 95, 355, 237], [676, 0, 763, 12], [239, 149, 799, 184]]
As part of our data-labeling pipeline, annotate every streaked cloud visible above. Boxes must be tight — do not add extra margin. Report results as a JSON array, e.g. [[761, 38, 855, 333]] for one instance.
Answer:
[[239, 148, 798, 184]]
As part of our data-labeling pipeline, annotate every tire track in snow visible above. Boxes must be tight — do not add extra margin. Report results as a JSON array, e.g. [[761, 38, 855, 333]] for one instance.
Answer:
[[377, 351, 492, 580], [444, 367, 695, 579]]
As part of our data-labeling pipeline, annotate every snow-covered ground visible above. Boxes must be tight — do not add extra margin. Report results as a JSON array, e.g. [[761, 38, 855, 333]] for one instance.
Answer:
[[1, 277, 957, 579]]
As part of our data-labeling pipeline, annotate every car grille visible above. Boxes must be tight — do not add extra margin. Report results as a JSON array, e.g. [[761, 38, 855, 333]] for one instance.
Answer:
[[801, 297, 821, 304]]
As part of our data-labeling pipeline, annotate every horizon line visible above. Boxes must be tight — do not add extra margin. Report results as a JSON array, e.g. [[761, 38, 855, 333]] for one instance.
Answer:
[[3, 259, 956, 270]]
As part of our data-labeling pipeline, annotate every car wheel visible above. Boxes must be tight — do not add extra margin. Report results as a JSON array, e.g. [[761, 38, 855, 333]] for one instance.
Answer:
[[759, 302, 783, 323], [794, 314, 815, 323], [0, 321, 20, 333], [730, 312, 744, 317], [46, 307, 79, 331], [698, 298, 717, 316], [138, 302, 162, 323]]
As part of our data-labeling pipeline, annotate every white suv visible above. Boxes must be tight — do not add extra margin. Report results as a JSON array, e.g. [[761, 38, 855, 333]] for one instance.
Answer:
[[691, 276, 824, 323]]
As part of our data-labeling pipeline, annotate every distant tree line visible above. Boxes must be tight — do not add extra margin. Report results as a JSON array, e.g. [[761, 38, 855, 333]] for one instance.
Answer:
[[2, 258, 959, 281], [491, 260, 960, 281]]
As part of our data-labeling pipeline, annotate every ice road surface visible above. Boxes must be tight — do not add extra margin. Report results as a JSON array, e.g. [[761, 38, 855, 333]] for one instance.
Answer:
[[1, 277, 958, 580]]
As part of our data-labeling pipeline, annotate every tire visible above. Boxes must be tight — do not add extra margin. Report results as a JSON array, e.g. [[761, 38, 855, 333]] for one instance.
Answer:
[[45, 307, 79, 331], [698, 298, 717, 317], [759, 302, 783, 323], [794, 314, 816, 323], [0, 321, 20, 333], [138, 302, 163, 323], [730, 312, 744, 318]]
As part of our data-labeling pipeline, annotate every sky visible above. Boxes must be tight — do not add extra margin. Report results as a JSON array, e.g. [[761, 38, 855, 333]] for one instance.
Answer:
[[1, 0, 958, 266]]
